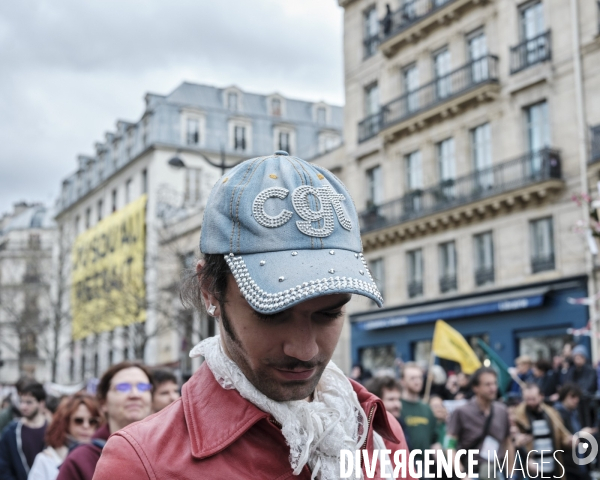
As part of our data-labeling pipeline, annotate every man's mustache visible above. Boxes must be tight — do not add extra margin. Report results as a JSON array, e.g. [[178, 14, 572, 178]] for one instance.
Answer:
[[267, 357, 325, 370]]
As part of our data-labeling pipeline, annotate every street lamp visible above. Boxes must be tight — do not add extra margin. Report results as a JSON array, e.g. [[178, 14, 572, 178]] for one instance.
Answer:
[[167, 147, 244, 176]]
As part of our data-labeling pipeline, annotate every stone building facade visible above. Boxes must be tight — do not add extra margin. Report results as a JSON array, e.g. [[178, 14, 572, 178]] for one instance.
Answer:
[[335, 0, 600, 371], [0, 203, 56, 383]]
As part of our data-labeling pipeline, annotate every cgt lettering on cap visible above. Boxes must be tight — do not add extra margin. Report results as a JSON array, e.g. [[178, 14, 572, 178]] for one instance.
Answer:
[[252, 185, 353, 238]]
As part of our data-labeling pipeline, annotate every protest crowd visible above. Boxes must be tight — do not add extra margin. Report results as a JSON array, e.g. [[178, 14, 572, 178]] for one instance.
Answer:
[[356, 340, 600, 480], [0, 364, 180, 480], [1, 339, 598, 479]]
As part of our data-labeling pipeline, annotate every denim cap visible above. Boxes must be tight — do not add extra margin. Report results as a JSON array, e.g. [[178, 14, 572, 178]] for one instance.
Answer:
[[200, 151, 383, 313]]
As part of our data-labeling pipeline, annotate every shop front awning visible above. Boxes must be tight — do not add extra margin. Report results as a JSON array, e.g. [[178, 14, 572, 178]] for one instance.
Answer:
[[353, 286, 549, 331]]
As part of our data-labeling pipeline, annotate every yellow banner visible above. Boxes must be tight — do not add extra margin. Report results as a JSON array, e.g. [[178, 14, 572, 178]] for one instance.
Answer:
[[71, 195, 147, 340], [431, 319, 481, 374]]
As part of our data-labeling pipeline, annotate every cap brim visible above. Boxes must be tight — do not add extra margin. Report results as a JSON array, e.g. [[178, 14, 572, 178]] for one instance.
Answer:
[[225, 249, 383, 314]]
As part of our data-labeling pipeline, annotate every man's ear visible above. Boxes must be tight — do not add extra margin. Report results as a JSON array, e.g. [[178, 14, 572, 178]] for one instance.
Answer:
[[196, 260, 221, 318]]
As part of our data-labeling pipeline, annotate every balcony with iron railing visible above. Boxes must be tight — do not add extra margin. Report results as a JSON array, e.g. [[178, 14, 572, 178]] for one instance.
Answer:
[[531, 253, 555, 273], [590, 125, 600, 164], [359, 148, 562, 234], [358, 55, 499, 143], [510, 30, 552, 74], [378, 0, 482, 57], [408, 280, 424, 298], [475, 266, 495, 286], [439, 275, 457, 293]]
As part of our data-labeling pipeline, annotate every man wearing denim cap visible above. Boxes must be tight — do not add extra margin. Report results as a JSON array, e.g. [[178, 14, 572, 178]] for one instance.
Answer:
[[94, 152, 410, 480]]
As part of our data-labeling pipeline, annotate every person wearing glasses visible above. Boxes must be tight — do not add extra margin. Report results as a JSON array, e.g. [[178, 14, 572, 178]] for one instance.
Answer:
[[56, 361, 153, 480], [28, 393, 100, 480]]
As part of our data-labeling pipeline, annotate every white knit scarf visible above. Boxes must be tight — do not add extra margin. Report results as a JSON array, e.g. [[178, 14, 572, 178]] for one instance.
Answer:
[[190, 335, 387, 479]]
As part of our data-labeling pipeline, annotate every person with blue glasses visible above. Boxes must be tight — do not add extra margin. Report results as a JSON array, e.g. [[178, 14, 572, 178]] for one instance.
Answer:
[[58, 361, 153, 480], [93, 152, 411, 479]]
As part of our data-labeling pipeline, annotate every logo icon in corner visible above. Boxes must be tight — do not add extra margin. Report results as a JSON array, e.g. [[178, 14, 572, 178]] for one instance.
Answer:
[[573, 431, 598, 465]]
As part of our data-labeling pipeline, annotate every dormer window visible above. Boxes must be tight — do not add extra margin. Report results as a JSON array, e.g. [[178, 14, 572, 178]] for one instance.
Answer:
[[228, 92, 238, 111], [272, 98, 282, 116], [186, 118, 200, 145]]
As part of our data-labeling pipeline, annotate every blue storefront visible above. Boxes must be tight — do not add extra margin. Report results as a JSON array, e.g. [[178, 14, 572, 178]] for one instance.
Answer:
[[350, 276, 590, 371]]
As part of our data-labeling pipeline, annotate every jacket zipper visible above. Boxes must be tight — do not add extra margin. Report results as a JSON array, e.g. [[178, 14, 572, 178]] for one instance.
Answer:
[[269, 417, 282, 429], [359, 405, 376, 471]]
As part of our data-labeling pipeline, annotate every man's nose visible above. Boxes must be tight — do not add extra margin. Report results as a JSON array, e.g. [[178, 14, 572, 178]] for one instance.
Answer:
[[282, 319, 319, 362]]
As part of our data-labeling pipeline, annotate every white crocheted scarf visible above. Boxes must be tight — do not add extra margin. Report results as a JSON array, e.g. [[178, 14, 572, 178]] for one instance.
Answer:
[[190, 335, 386, 479]]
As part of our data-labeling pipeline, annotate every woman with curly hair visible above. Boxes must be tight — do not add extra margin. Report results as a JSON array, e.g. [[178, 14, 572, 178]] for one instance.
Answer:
[[28, 393, 100, 480]]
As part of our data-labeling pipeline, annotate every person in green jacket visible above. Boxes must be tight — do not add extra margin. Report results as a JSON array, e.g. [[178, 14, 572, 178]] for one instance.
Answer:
[[400, 362, 440, 456]]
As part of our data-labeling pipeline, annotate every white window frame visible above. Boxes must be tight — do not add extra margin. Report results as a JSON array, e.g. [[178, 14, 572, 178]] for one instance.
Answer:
[[366, 165, 383, 207], [364, 82, 379, 116], [180, 110, 206, 147], [268, 95, 286, 117], [223, 86, 243, 112], [229, 119, 253, 153], [273, 126, 295, 155], [313, 102, 331, 125]]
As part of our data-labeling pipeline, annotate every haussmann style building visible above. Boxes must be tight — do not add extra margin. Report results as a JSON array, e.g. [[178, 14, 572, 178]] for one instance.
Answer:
[[334, 0, 600, 371]]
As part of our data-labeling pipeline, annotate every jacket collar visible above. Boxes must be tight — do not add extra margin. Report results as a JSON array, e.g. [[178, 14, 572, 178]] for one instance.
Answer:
[[182, 364, 400, 459]]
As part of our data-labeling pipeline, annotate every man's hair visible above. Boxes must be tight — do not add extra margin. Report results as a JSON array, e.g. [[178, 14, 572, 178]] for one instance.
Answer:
[[180, 253, 237, 341], [152, 369, 177, 388], [15, 377, 35, 395], [96, 361, 153, 404], [400, 362, 423, 379], [180, 253, 229, 311], [20, 382, 46, 402], [523, 382, 541, 395], [515, 355, 532, 366], [470, 367, 497, 387], [535, 359, 552, 372], [365, 376, 401, 399], [558, 383, 582, 402]]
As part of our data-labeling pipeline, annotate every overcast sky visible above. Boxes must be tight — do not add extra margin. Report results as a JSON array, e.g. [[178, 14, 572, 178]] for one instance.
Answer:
[[0, 0, 344, 216]]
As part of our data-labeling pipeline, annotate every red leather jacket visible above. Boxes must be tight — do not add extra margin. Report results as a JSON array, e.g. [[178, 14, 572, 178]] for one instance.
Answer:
[[93, 364, 411, 480]]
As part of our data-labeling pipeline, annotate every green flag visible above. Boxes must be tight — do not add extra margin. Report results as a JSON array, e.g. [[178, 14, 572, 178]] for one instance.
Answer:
[[476, 339, 512, 395]]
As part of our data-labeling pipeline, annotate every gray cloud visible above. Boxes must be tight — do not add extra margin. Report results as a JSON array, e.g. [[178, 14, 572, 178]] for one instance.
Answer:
[[0, 0, 344, 214]]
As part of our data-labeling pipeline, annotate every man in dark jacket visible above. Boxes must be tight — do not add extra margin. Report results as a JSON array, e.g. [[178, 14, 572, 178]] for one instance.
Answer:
[[554, 383, 596, 480], [565, 345, 597, 427], [0, 382, 47, 480]]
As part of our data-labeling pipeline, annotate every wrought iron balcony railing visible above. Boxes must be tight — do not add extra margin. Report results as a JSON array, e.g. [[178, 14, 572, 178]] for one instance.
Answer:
[[358, 112, 382, 142], [359, 148, 562, 233], [358, 55, 499, 142], [531, 253, 555, 273], [439, 275, 457, 293], [408, 280, 424, 298], [380, 0, 456, 41], [510, 30, 551, 74], [590, 125, 600, 164], [475, 266, 495, 286]]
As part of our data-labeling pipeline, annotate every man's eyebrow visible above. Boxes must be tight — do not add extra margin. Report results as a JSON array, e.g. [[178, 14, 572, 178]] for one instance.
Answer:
[[318, 295, 352, 311]]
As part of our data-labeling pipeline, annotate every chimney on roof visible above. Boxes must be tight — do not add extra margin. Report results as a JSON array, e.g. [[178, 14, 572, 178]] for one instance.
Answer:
[[13, 201, 30, 216]]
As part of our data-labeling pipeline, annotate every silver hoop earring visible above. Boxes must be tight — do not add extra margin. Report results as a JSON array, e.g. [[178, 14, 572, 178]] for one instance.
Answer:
[[207, 304, 216, 316]]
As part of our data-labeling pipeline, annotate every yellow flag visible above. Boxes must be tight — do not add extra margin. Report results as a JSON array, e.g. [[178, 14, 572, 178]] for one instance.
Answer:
[[431, 320, 481, 374]]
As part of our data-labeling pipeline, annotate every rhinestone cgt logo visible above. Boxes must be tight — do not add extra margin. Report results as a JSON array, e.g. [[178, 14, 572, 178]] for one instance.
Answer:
[[252, 185, 353, 238]]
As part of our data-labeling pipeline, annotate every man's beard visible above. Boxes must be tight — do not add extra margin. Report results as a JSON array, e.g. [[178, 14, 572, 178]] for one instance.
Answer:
[[23, 407, 39, 421], [219, 305, 328, 402]]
